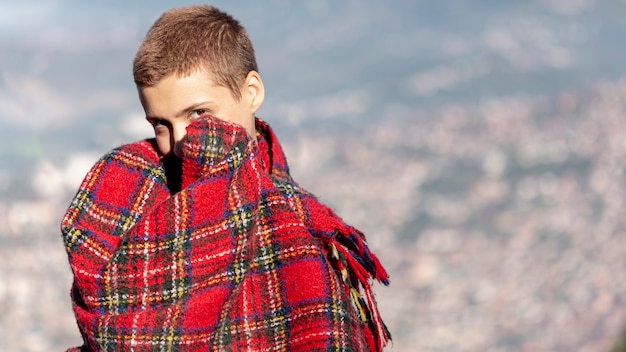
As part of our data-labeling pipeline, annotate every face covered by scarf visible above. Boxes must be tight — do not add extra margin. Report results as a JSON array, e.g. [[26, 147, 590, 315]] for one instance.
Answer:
[[62, 116, 390, 351]]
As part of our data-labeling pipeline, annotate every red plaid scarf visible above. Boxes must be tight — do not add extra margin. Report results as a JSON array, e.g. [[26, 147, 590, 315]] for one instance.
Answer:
[[62, 117, 390, 351]]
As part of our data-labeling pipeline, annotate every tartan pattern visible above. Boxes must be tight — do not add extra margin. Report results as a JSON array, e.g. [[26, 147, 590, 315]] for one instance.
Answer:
[[62, 117, 390, 351]]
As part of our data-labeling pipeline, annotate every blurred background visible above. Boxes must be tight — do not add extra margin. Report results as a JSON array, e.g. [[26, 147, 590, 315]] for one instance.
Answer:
[[2, 0, 626, 351]]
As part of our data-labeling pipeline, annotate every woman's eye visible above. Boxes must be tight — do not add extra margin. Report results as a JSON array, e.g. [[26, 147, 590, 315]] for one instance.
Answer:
[[189, 109, 210, 120]]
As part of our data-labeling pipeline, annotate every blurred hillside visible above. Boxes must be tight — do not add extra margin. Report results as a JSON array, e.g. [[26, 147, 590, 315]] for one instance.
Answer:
[[285, 79, 626, 351], [2, 1, 626, 351]]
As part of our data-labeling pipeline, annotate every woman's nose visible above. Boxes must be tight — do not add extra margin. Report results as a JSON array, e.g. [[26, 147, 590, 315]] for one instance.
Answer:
[[172, 123, 188, 157]]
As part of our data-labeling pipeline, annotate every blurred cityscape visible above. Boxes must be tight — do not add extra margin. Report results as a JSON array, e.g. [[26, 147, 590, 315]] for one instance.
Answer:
[[2, 1, 626, 351], [289, 80, 626, 351]]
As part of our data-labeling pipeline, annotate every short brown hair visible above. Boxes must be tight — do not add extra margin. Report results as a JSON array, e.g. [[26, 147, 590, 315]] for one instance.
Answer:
[[133, 5, 258, 100]]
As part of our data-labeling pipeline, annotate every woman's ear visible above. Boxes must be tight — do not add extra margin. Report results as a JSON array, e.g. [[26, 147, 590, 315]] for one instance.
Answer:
[[244, 71, 265, 114]]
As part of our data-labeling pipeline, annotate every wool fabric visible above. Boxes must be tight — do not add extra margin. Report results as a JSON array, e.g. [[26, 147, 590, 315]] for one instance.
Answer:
[[62, 116, 390, 351]]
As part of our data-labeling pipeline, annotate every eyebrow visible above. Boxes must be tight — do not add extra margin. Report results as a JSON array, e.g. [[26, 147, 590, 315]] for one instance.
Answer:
[[145, 101, 214, 120]]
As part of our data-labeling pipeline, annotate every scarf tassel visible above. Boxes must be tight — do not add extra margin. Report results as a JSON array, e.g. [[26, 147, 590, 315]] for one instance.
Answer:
[[329, 238, 391, 351]]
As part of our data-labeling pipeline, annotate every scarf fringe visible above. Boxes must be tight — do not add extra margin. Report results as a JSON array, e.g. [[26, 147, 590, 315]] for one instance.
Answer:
[[329, 233, 391, 351]]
